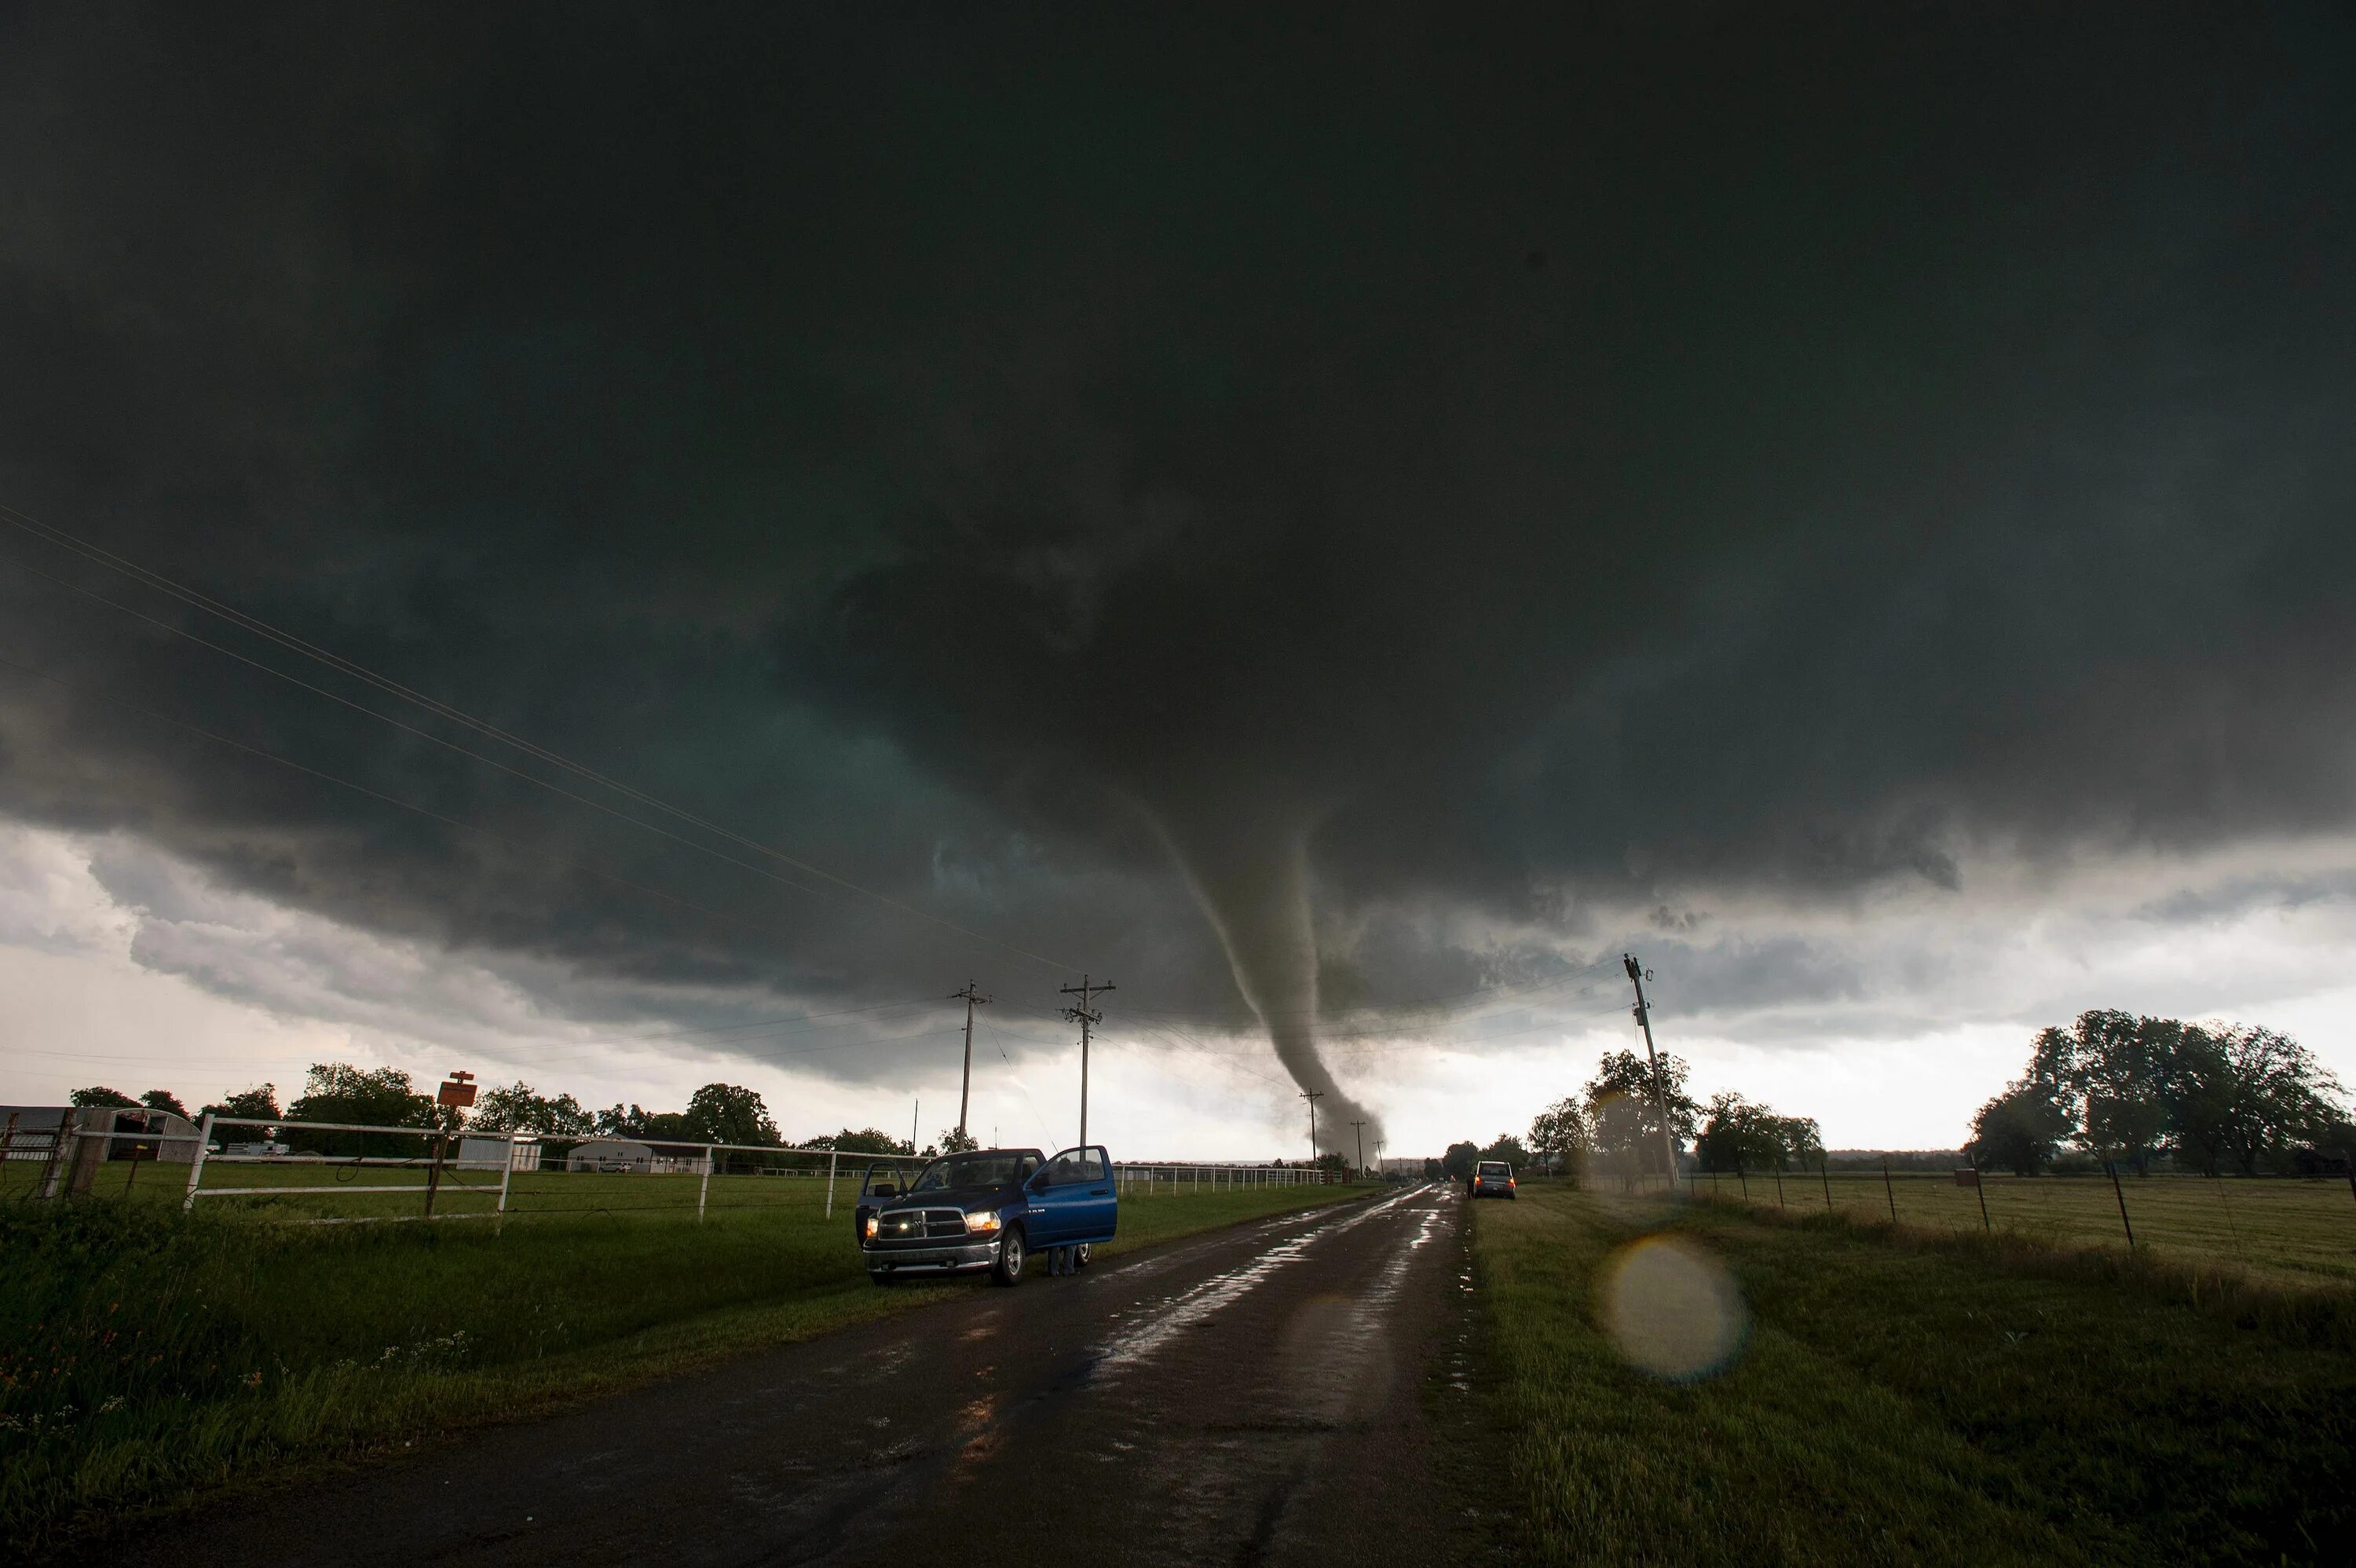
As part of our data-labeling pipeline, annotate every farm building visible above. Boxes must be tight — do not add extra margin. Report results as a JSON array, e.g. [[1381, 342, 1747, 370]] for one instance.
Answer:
[[1, 1105, 203, 1197], [564, 1138, 710, 1175], [455, 1136, 542, 1171]]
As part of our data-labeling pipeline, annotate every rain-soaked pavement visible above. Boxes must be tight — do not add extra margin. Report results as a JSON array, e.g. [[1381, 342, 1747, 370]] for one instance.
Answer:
[[144, 1182, 1480, 1567]]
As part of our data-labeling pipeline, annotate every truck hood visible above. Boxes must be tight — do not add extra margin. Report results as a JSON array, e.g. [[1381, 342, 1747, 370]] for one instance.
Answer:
[[878, 1183, 1012, 1212]]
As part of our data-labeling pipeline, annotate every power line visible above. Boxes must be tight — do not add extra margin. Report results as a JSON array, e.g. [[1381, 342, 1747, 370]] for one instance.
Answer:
[[1, 506, 1076, 974]]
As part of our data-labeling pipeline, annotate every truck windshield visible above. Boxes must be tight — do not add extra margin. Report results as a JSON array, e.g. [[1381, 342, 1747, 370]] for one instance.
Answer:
[[908, 1152, 1033, 1193]]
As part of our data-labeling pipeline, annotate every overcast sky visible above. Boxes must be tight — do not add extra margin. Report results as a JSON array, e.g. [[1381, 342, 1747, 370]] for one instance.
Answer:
[[2, 4, 2351, 1157]]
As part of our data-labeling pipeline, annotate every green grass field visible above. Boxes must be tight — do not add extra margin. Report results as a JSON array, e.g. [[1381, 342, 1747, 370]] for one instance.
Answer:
[[1, 1153, 1344, 1224], [1469, 1183, 2356, 1566], [0, 1175, 1377, 1557], [1688, 1166, 2356, 1288]]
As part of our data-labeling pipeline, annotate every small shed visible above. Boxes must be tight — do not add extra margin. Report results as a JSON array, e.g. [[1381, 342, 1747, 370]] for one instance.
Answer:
[[456, 1136, 542, 1171]]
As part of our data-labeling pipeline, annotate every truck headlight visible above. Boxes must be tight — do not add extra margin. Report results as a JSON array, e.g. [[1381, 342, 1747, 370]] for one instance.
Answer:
[[863, 1215, 879, 1240], [964, 1209, 1002, 1234]]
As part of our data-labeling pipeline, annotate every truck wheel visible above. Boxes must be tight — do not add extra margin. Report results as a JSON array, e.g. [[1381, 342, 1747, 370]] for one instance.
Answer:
[[990, 1225, 1026, 1287], [1074, 1243, 1092, 1269]]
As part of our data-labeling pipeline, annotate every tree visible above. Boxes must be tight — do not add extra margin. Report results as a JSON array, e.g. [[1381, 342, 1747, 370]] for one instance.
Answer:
[[1527, 1096, 1590, 1179], [139, 1089, 192, 1120], [682, 1083, 781, 1146], [1774, 1112, 1826, 1168], [284, 1064, 440, 1156], [199, 1084, 280, 1130], [470, 1080, 594, 1136], [70, 1086, 139, 1109], [1692, 1093, 1824, 1174], [1442, 1140, 1480, 1181], [594, 1103, 692, 1140], [1966, 1080, 2073, 1175], [1584, 1049, 1699, 1181], [1314, 1150, 1349, 1176], [938, 1128, 979, 1153], [1480, 1133, 1531, 1168], [829, 1127, 914, 1156], [2196, 1024, 2347, 1175], [1986, 1011, 2350, 1176]]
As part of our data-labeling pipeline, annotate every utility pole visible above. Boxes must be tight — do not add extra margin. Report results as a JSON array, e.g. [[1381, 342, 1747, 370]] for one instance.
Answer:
[[1349, 1119, 1368, 1179], [1301, 1091, 1324, 1163], [951, 981, 992, 1143], [1622, 954, 1681, 1188], [1060, 974, 1114, 1150]]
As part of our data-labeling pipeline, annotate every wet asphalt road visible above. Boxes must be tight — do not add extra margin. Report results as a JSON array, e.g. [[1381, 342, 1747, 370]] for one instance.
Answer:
[[149, 1182, 1476, 1568]]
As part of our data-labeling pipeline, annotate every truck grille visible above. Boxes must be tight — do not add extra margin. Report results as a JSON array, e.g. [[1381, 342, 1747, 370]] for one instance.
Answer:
[[874, 1208, 970, 1241]]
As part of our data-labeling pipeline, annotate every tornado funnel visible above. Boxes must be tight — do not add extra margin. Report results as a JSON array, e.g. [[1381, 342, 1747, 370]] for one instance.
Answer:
[[1144, 785, 1381, 1157]]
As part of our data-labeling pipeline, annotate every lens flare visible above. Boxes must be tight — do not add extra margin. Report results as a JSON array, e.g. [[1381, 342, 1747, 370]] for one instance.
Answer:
[[1596, 1234, 1748, 1381]]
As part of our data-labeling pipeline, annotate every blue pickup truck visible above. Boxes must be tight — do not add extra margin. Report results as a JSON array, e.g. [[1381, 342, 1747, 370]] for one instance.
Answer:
[[854, 1145, 1116, 1286]]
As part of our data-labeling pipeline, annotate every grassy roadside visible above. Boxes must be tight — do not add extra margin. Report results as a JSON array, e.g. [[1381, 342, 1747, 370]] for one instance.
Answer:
[[2, 1180, 1377, 1556], [1692, 1166, 2356, 1288], [1469, 1182, 2356, 1566]]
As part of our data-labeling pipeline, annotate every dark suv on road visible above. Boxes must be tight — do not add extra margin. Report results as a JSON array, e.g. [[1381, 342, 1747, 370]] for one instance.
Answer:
[[855, 1145, 1117, 1286], [1469, 1160, 1516, 1199]]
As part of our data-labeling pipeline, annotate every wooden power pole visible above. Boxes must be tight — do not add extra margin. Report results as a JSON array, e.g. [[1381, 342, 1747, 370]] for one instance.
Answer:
[[1622, 955, 1681, 1187], [951, 980, 991, 1143], [1301, 1090, 1324, 1163], [1060, 974, 1114, 1149]]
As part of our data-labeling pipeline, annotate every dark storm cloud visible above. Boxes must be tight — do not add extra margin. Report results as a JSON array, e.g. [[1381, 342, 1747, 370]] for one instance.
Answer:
[[1, 3, 2351, 1112]]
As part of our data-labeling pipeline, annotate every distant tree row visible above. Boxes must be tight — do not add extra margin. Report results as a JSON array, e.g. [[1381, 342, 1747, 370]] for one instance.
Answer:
[[64, 1066, 935, 1157], [1969, 1010, 2354, 1176], [1451, 1048, 1812, 1190]]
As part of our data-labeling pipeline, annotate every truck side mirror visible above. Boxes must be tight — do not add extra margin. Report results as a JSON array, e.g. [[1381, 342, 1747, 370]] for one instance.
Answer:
[[872, 1181, 897, 1198]]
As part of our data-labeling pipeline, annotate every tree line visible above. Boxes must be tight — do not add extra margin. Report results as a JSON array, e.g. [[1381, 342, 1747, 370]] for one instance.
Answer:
[[1466, 1006, 2351, 1190], [67, 1065, 938, 1159], [1447, 1048, 1822, 1188], [1967, 1009, 2353, 1176]]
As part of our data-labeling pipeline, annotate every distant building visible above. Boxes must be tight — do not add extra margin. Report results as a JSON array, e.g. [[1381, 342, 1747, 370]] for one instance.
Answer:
[[457, 1136, 542, 1171], [563, 1138, 708, 1175], [0, 1106, 200, 1198], [1, 1104, 199, 1162]]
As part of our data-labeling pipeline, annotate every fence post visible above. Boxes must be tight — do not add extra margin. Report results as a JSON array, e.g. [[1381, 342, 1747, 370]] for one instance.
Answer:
[[1969, 1151, 1991, 1232], [2344, 1148, 2355, 1206], [697, 1144, 713, 1224], [36, 1112, 74, 1200], [2105, 1160, 2135, 1249], [824, 1150, 839, 1219], [1820, 1156, 1832, 1211], [182, 1113, 214, 1213], [423, 1130, 448, 1218], [1735, 1159, 1747, 1201], [496, 1133, 516, 1219], [1772, 1162, 1784, 1208], [1882, 1157, 1897, 1223]]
